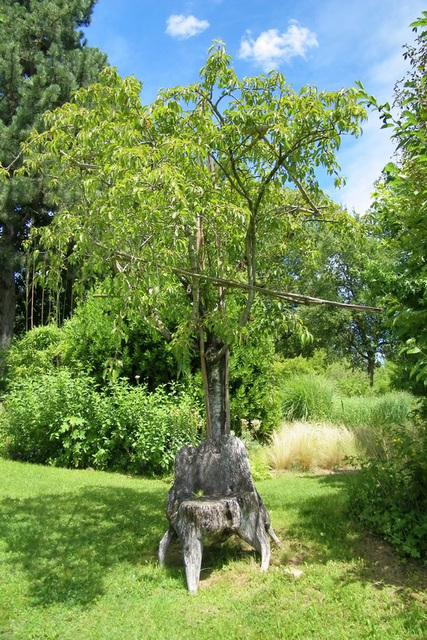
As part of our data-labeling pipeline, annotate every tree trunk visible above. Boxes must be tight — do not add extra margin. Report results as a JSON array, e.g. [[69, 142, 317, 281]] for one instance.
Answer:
[[0, 267, 16, 377], [0, 226, 16, 376], [367, 352, 375, 387], [202, 336, 231, 437]]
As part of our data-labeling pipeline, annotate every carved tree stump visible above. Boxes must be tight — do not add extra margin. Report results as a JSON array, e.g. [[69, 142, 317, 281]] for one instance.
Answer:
[[158, 435, 280, 593]]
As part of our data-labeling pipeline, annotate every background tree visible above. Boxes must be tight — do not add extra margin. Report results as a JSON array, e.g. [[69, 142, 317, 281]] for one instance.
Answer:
[[280, 220, 392, 385], [0, 0, 106, 369], [25, 47, 371, 437]]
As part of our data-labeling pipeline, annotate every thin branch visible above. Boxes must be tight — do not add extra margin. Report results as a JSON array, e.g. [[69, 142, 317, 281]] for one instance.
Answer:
[[282, 161, 325, 217], [58, 149, 99, 170], [173, 268, 382, 313]]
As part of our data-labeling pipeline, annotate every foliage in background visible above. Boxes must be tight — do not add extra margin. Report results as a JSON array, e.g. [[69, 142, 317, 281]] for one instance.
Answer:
[[0, 373, 201, 475], [5, 295, 182, 388], [280, 374, 335, 421], [277, 222, 391, 384], [229, 327, 283, 437], [4, 297, 283, 435], [273, 350, 394, 397], [331, 390, 415, 428]]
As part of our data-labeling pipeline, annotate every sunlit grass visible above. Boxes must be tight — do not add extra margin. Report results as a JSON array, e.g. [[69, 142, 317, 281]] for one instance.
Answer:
[[0, 459, 425, 639], [266, 421, 362, 471]]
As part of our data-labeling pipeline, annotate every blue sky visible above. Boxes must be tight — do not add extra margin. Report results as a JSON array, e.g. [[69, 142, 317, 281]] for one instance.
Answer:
[[83, 0, 425, 213]]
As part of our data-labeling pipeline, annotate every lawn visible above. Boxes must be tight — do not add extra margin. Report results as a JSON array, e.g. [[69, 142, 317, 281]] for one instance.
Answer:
[[0, 459, 425, 639]]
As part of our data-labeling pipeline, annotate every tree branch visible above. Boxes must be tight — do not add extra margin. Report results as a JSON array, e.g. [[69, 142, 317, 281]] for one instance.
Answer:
[[172, 268, 382, 313], [58, 149, 99, 170]]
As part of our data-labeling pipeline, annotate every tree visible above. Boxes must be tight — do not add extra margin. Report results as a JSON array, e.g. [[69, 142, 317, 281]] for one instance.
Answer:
[[285, 220, 392, 385], [0, 0, 106, 366], [25, 46, 372, 436], [363, 12, 427, 389]]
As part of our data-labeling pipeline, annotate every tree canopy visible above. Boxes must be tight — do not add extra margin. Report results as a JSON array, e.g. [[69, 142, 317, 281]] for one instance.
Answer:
[[25, 45, 369, 435]]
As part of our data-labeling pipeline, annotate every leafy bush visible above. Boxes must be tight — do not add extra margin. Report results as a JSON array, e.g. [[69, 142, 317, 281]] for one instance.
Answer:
[[4, 324, 64, 380], [273, 350, 327, 380], [0, 373, 201, 475], [348, 418, 427, 561], [60, 296, 178, 388], [4, 297, 180, 390], [280, 374, 335, 421], [325, 360, 373, 397], [0, 370, 98, 464]]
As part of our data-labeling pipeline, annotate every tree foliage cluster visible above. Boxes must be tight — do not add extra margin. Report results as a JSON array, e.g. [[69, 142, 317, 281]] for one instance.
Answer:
[[365, 12, 427, 391], [21, 44, 371, 436]]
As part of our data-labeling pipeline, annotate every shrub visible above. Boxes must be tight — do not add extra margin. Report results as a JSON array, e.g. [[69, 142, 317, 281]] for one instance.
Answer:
[[280, 375, 335, 421], [4, 296, 180, 390], [60, 296, 178, 388], [0, 373, 201, 475], [348, 418, 427, 561], [104, 381, 202, 474], [325, 360, 373, 397], [266, 421, 360, 471], [0, 370, 99, 464], [4, 324, 63, 381], [272, 350, 327, 380]]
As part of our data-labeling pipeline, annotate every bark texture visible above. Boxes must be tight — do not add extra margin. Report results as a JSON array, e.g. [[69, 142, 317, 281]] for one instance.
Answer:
[[159, 435, 280, 593], [204, 345, 230, 437]]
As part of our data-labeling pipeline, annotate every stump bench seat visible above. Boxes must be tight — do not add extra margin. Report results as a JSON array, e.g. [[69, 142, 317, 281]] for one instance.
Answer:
[[158, 435, 280, 593]]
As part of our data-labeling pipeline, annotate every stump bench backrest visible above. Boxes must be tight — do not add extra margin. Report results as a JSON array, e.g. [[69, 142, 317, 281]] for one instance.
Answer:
[[171, 435, 256, 501]]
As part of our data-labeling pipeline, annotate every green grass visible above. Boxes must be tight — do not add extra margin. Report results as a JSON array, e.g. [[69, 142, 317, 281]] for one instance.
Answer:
[[0, 459, 426, 639]]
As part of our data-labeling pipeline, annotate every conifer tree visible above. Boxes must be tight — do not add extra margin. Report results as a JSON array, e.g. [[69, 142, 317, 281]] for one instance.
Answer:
[[0, 0, 106, 364]]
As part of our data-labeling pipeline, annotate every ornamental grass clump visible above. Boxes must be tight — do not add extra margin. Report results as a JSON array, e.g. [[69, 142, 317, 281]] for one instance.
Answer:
[[267, 420, 361, 471], [280, 375, 335, 422]]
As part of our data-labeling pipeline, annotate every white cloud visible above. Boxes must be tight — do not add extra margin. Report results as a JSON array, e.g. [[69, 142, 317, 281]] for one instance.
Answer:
[[239, 20, 318, 71], [166, 14, 209, 40]]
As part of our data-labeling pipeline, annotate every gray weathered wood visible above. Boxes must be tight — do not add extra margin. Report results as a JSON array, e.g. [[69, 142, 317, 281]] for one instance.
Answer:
[[158, 435, 280, 593]]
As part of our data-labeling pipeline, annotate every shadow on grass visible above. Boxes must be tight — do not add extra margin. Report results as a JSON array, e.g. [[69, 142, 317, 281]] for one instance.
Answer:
[[0, 484, 167, 607], [285, 472, 427, 596]]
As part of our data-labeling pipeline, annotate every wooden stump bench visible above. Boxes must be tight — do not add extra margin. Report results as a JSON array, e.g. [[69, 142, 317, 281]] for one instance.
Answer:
[[158, 435, 280, 593]]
